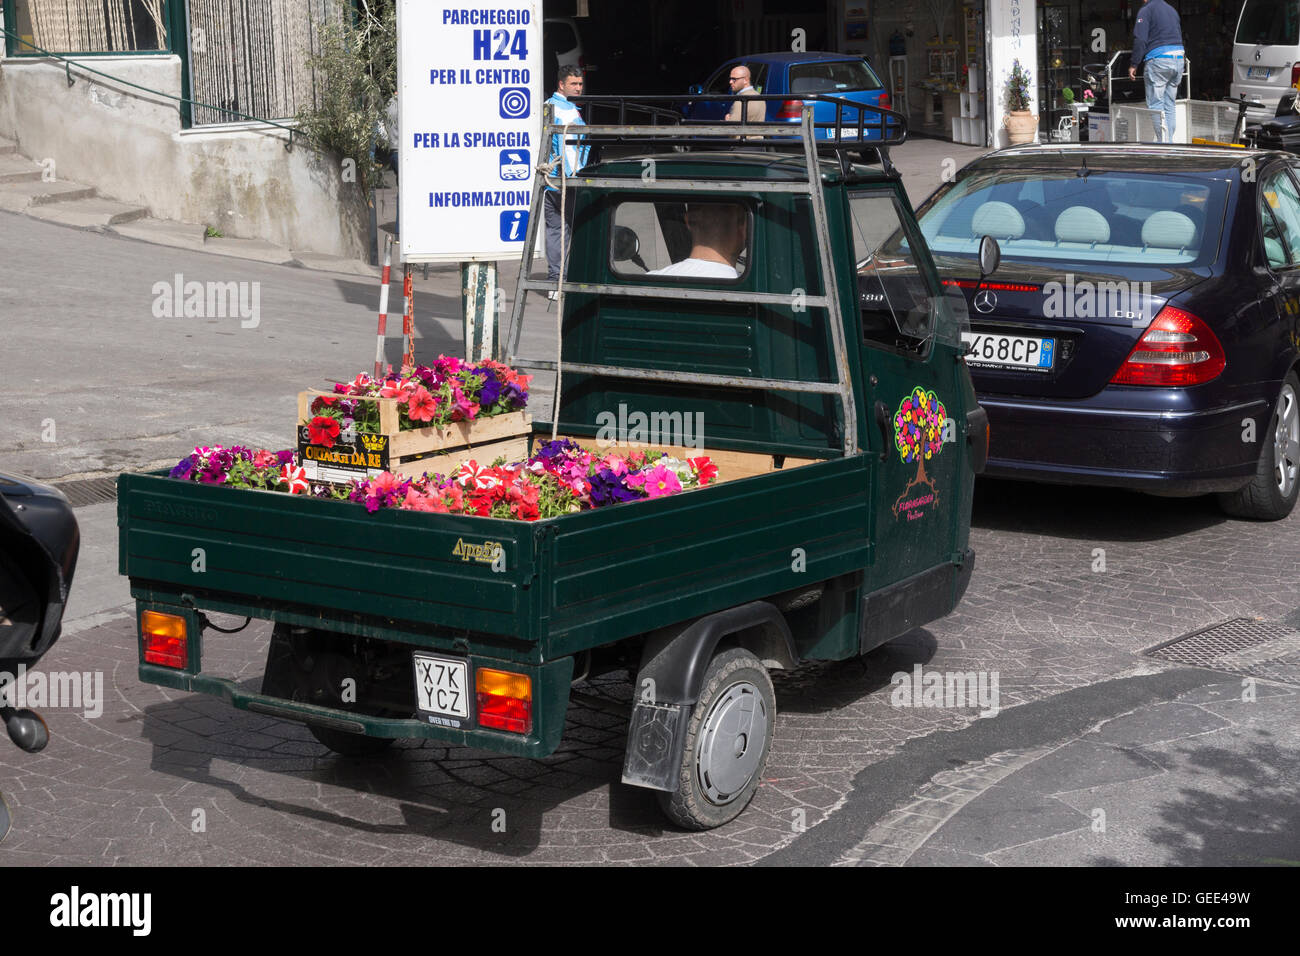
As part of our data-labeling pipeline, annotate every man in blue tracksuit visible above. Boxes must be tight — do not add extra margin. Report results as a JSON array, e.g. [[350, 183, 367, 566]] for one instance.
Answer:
[[1128, 0, 1185, 143], [544, 66, 590, 290]]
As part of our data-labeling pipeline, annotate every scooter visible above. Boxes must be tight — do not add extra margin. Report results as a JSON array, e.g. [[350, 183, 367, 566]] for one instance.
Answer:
[[0, 471, 80, 839]]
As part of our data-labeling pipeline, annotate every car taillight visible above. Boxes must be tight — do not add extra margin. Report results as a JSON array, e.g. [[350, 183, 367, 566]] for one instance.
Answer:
[[879, 91, 891, 110], [777, 99, 803, 119], [476, 668, 532, 734], [1110, 306, 1226, 387], [1292, 62, 1300, 88], [141, 610, 188, 668]]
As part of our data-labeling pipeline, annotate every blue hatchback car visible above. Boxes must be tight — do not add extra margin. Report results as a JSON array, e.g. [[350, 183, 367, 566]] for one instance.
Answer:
[[682, 52, 893, 140], [884, 144, 1300, 520]]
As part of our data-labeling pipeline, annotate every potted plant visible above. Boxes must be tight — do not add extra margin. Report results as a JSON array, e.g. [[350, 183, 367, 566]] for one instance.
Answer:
[[1003, 58, 1037, 144]]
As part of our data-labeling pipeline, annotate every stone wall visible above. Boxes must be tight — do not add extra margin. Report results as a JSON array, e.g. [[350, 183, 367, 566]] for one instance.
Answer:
[[0, 54, 368, 259]]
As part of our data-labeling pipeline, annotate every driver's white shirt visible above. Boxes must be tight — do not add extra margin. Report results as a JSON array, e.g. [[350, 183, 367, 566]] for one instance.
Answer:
[[647, 258, 739, 278]]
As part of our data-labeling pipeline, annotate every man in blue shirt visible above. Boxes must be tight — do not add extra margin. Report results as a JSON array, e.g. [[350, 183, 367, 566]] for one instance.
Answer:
[[544, 66, 590, 292], [1128, 0, 1185, 143]]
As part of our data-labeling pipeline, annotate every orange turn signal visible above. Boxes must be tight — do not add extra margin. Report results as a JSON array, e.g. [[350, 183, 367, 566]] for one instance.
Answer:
[[475, 668, 532, 734], [141, 610, 188, 669]]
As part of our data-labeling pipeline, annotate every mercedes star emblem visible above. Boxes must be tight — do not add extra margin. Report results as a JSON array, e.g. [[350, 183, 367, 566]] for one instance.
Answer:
[[973, 289, 997, 313]]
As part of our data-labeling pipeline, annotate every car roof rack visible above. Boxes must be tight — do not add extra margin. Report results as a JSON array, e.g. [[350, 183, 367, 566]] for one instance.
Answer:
[[572, 93, 907, 174], [501, 97, 908, 458]]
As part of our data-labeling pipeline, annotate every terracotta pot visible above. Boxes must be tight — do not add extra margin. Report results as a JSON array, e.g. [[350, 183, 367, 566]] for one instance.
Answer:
[[1003, 109, 1038, 144]]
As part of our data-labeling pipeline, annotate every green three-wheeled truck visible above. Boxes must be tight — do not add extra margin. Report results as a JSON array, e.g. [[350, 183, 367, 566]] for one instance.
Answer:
[[118, 98, 990, 828]]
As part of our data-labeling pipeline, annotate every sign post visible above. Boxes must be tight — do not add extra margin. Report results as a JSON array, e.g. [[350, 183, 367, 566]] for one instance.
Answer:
[[396, 0, 542, 361]]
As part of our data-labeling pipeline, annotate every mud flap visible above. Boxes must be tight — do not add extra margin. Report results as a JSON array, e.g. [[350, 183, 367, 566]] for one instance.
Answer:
[[621, 700, 688, 792]]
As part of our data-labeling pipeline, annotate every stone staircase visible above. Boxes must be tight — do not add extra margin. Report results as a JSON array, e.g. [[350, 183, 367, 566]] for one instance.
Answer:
[[0, 136, 376, 276]]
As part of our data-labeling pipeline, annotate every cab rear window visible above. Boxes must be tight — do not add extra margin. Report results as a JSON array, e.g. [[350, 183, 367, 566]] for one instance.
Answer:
[[610, 200, 751, 281], [912, 170, 1228, 266]]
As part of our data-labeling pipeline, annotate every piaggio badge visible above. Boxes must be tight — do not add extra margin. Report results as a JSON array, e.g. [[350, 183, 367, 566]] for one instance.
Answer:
[[892, 386, 946, 521]]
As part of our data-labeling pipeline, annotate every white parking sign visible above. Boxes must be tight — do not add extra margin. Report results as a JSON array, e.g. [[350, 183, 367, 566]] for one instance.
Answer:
[[397, 1, 542, 262]]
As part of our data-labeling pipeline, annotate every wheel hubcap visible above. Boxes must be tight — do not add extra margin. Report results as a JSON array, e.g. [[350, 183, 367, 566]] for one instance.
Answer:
[[695, 681, 768, 806], [1274, 384, 1299, 499]]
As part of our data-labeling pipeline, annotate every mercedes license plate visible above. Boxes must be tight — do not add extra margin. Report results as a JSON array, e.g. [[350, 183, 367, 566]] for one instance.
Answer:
[[962, 332, 1055, 370], [412, 653, 470, 729]]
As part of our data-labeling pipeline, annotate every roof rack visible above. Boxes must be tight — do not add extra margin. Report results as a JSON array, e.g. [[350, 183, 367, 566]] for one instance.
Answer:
[[573, 93, 907, 167], [502, 100, 900, 458]]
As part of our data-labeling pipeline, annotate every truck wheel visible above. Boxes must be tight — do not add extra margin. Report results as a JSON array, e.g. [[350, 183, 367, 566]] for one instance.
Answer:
[[658, 648, 775, 830], [1219, 372, 1300, 520], [307, 724, 396, 757]]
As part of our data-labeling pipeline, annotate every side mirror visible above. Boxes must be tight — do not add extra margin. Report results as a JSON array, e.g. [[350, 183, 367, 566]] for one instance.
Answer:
[[612, 225, 641, 262], [687, 84, 704, 96], [978, 234, 1001, 278]]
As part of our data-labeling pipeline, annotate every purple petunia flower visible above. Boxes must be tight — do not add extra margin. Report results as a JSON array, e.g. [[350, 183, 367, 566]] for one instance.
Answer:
[[169, 458, 194, 480], [538, 438, 581, 461], [588, 468, 640, 507]]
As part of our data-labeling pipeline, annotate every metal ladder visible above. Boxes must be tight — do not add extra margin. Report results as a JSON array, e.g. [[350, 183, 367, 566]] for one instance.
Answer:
[[501, 107, 868, 457]]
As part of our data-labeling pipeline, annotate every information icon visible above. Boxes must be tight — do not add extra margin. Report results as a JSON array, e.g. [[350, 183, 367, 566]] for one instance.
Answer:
[[499, 149, 531, 181], [499, 87, 531, 120], [500, 210, 529, 242]]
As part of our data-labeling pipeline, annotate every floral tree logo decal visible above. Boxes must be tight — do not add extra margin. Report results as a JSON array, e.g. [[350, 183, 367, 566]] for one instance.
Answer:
[[892, 385, 946, 520]]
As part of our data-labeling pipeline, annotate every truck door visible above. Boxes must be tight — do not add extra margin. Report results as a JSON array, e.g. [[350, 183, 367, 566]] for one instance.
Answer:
[[847, 188, 971, 590]]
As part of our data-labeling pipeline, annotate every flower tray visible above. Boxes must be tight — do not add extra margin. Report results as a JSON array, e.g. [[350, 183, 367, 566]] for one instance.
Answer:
[[296, 390, 531, 484]]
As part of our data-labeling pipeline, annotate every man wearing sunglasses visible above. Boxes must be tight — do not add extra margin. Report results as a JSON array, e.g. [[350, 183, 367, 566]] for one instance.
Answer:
[[725, 65, 766, 134]]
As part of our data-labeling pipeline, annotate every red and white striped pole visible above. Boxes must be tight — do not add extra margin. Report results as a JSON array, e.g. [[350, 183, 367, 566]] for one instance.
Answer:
[[401, 263, 416, 372], [374, 234, 393, 379]]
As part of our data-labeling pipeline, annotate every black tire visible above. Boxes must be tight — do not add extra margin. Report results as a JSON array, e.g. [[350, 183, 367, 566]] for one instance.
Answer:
[[657, 648, 775, 830], [307, 723, 396, 757], [1218, 371, 1300, 521]]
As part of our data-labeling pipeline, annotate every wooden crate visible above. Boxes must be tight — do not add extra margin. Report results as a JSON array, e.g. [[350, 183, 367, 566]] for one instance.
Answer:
[[298, 390, 531, 482]]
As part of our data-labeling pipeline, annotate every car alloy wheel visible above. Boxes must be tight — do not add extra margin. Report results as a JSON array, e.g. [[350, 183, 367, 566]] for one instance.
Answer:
[[1274, 381, 1299, 499]]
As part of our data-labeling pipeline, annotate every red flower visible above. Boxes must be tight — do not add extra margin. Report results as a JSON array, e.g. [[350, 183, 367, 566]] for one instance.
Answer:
[[407, 386, 437, 423], [308, 416, 341, 448], [688, 457, 718, 485]]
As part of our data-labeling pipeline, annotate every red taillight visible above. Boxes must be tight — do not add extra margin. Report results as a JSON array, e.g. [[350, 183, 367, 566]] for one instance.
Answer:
[[141, 610, 188, 669], [879, 91, 891, 111], [476, 668, 532, 734], [1110, 306, 1226, 387], [1291, 62, 1300, 88], [777, 99, 803, 119]]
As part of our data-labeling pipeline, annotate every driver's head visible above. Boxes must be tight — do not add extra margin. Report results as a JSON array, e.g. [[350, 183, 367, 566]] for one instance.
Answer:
[[685, 203, 748, 264]]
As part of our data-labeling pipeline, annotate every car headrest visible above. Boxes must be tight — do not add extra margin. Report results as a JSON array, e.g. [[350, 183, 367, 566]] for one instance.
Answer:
[[1142, 211, 1196, 250], [971, 201, 1025, 240], [1055, 206, 1111, 244]]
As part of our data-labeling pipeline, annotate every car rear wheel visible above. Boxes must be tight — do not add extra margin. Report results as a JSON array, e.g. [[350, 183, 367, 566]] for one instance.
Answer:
[[657, 648, 775, 830], [1218, 371, 1300, 520]]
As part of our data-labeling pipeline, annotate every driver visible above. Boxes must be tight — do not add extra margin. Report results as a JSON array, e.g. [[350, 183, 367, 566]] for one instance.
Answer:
[[648, 203, 747, 278]]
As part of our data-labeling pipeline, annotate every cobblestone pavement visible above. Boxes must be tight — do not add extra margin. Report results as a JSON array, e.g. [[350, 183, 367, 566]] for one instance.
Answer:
[[3, 480, 1297, 865]]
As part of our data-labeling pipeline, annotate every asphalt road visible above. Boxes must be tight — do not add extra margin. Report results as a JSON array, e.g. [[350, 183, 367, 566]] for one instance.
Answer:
[[1, 142, 1297, 867]]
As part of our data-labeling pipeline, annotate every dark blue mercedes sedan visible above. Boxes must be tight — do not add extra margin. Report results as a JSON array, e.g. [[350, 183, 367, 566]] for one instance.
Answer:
[[902, 144, 1300, 520]]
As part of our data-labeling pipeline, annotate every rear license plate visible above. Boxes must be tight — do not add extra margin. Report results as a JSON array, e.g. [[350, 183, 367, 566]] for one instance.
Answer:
[[1248, 67, 1273, 79], [412, 653, 470, 729], [962, 332, 1055, 370]]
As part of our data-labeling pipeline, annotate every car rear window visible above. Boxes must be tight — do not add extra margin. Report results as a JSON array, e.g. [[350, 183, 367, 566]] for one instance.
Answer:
[[788, 60, 882, 94], [909, 169, 1228, 267], [1237, 0, 1300, 45]]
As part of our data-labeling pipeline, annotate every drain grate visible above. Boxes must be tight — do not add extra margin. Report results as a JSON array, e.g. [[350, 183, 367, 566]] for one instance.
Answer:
[[1146, 617, 1300, 686], [48, 476, 119, 509]]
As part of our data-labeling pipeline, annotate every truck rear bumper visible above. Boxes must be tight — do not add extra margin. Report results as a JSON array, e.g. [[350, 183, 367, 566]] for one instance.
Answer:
[[140, 655, 574, 759]]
